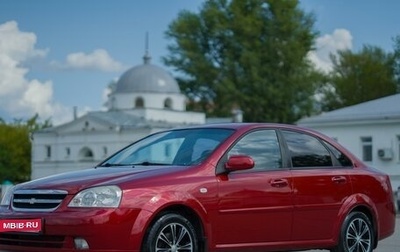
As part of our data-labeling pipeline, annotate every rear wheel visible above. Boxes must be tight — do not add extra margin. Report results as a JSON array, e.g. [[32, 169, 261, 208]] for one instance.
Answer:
[[142, 213, 199, 252], [333, 211, 374, 252]]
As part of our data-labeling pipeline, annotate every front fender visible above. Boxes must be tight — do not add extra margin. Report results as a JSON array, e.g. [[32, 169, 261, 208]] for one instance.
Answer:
[[127, 190, 210, 249]]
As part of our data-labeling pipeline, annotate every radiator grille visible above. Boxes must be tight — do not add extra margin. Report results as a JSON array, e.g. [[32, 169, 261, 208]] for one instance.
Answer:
[[12, 189, 67, 212]]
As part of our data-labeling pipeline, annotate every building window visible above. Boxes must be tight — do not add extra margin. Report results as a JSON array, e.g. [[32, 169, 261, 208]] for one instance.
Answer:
[[164, 98, 172, 109], [79, 147, 94, 161], [45, 145, 51, 159], [135, 97, 144, 108], [165, 143, 172, 157], [361, 136, 373, 162], [397, 135, 400, 162], [83, 121, 90, 131], [103, 146, 108, 157], [65, 147, 71, 158]]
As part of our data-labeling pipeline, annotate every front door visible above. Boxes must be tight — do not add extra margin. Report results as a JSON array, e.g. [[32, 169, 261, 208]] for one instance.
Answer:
[[214, 129, 294, 249]]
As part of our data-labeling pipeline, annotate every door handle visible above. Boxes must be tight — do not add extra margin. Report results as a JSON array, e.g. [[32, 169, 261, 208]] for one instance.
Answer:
[[270, 179, 288, 188], [332, 176, 347, 184]]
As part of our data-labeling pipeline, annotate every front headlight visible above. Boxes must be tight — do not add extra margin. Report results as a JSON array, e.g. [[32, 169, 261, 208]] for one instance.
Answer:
[[68, 185, 122, 208], [0, 185, 15, 207]]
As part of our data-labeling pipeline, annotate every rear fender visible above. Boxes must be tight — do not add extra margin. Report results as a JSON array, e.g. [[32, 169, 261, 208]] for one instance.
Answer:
[[333, 193, 378, 242]]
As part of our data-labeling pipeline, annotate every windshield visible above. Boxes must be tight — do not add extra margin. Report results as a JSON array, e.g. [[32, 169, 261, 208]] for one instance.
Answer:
[[100, 128, 234, 167]]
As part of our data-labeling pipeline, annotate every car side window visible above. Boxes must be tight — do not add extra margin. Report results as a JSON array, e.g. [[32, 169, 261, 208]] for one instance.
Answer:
[[324, 141, 353, 167], [228, 130, 282, 171], [282, 130, 332, 168]]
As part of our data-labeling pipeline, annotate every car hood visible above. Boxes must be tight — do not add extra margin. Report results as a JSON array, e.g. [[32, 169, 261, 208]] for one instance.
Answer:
[[16, 166, 183, 194]]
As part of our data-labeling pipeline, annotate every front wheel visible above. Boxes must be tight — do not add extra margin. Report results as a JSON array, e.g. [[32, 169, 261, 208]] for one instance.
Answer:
[[142, 213, 199, 252], [333, 211, 374, 252]]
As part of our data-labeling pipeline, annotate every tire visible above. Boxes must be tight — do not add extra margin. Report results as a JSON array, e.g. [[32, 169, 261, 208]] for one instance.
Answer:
[[142, 213, 199, 252], [332, 211, 374, 252]]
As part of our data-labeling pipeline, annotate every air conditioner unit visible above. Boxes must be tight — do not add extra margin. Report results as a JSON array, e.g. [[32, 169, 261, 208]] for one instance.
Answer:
[[377, 148, 393, 160]]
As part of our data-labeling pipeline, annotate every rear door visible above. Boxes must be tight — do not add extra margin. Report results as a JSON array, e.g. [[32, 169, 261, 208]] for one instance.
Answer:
[[281, 130, 353, 241], [215, 129, 294, 249]]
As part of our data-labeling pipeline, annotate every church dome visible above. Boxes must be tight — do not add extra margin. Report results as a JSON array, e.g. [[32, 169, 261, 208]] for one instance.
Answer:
[[114, 54, 180, 94]]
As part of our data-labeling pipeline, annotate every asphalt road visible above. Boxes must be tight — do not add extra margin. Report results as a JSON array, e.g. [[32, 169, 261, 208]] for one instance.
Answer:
[[307, 215, 399, 252]]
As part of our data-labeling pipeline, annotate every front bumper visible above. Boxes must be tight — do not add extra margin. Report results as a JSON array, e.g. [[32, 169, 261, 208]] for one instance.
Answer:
[[0, 207, 143, 251]]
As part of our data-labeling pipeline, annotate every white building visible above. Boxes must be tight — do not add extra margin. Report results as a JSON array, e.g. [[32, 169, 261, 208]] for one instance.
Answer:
[[31, 53, 205, 179], [297, 94, 400, 191]]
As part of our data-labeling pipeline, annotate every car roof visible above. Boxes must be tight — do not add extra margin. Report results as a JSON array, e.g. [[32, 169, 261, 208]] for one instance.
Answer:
[[175, 122, 314, 132], [178, 123, 363, 166]]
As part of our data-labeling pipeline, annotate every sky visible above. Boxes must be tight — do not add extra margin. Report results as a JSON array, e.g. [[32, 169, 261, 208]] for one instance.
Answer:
[[0, 0, 400, 126]]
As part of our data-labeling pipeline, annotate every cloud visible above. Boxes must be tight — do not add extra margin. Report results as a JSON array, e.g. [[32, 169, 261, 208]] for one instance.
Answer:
[[53, 49, 126, 72], [0, 21, 70, 125], [0, 21, 48, 62], [308, 29, 353, 73], [101, 79, 118, 108]]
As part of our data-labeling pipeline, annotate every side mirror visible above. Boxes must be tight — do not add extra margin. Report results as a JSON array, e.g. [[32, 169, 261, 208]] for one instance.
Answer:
[[225, 155, 254, 171]]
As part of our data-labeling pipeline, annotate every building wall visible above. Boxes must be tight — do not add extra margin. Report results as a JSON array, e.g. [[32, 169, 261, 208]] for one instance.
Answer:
[[31, 127, 160, 179], [112, 93, 186, 111], [125, 109, 206, 124]]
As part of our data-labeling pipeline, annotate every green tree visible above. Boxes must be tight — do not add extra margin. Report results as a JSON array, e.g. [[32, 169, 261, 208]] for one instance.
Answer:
[[392, 35, 400, 92], [164, 0, 319, 123], [321, 45, 397, 110], [0, 114, 51, 183]]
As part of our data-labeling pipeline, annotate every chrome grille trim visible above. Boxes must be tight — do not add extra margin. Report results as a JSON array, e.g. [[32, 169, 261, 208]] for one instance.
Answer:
[[12, 189, 68, 212], [13, 189, 68, 195], [13, 198, 63, 204]]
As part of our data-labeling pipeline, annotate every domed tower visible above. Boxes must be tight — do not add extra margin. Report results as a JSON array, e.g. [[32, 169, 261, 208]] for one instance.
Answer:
[[105, 45, 204, 124], [107, 50, 186, 112]]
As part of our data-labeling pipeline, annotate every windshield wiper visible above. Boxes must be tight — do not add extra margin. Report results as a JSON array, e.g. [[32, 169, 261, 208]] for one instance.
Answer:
[[100, 163, 131, 167], [130, 161, 169, 166]]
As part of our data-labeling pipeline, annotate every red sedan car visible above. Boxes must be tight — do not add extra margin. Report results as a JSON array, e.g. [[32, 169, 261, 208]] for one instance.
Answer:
[[0, 123, 395, 252]]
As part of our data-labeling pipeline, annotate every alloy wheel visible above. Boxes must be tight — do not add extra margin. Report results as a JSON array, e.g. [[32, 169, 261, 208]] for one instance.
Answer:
[[345, 217, 372, 252], [155, 222, 194, 252]]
